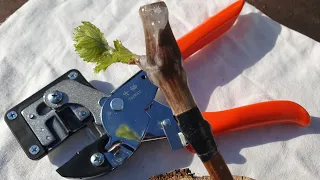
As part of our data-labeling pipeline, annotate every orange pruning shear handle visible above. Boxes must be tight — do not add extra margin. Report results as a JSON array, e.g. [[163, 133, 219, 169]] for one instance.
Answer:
[[175, 0, 311, 153], [175, 0, 311, 134], [178, 0, 245, 59], [203, 101, 311, 136], [186, 101, 311, 153]]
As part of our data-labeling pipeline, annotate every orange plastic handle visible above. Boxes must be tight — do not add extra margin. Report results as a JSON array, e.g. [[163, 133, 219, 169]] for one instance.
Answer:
[[171, 2, 310, 151], [203, 101, 311, 136], [186, 101, 311, 152], [178, 0, 245, 59]]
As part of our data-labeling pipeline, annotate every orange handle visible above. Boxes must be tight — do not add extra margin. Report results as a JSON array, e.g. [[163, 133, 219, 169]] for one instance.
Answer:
[[202, 101, 310, 136], [173, 1, 311, 152], [178, 0, 245, 59], [186, 101, 310, 152]]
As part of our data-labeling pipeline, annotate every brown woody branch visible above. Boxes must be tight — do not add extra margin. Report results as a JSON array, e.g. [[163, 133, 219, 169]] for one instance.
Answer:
[[135, 2, 196, 115], [136, 1, 233, 180]]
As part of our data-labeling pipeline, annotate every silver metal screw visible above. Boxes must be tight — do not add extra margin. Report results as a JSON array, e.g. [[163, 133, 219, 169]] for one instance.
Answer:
[[110, 98, 124, 111], [47, 91, 63, 104], [7, 111, 17, 120], [79, 111, 87, 116], [161, 119, 171, 127], [28, 114, 35, 119], [68, 71, 78, 80], [90, 153, 105, 167], [29, 145, 40, 155]]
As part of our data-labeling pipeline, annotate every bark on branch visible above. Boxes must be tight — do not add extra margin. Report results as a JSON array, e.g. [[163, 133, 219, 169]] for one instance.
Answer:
[[137, 1, 233, 180], [135, 1, 196, 115]]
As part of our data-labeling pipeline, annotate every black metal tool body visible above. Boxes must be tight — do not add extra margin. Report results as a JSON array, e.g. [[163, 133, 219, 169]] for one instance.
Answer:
[[5, 69, 186, 179]]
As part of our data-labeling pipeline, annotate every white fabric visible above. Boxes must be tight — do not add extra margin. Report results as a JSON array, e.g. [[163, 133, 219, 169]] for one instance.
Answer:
[[1, 0, 320, 179]]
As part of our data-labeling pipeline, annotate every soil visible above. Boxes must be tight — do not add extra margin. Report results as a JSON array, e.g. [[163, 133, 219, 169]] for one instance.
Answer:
[[1, 0, 320, 42], [246, 0, 320, 42], [0, 0, 27, 23], [149, 168, 254, 180]]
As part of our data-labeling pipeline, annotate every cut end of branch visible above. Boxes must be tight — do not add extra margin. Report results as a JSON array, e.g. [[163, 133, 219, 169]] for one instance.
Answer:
[[139, 1, 168, 23], [139, 1, 169, 52], [138, 1, 181, 72], [138, 1, 196, 115]]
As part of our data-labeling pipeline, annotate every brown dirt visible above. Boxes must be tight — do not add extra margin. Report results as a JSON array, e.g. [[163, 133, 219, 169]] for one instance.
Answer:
[[149, 168, 254, 180], [1, 0, 320, 42], [246, 0, 320, 42], [0, 0, 27, 23]]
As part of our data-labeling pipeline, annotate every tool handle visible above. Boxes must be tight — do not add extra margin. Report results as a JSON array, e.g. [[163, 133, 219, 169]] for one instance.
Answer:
[[186, 101, 310, 153], [178, 0, 245, 59], [202, 101, 310, 136]]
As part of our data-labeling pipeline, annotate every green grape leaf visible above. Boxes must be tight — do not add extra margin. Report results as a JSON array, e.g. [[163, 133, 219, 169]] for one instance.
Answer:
[[73, 21, 136, 73], [116, 124, 140, 141], [73, 21, 110, 62]]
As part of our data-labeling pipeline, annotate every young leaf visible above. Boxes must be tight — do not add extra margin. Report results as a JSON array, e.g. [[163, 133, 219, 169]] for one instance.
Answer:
[[73, 21, 109, 63], [73, 21, 136, 73]]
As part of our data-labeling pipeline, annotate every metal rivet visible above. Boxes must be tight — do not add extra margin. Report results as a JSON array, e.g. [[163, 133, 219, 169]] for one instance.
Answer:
[[90, 153, 105, 167], [47, 91, 63, 104], [29, 145, 40, 155], [68, 71, 78, 80], [79, 111, 87, 116], [161, 119, 171, 127], [28, 114, 35, 119], [7, 111, 17, 120], [110, 98, 124, 111]]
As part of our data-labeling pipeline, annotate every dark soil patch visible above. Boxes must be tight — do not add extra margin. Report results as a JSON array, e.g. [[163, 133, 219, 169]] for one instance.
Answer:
[[1, 0, 320, 42], [0, 0, 27, 23], [246, 0, 320, 42], [149, 168, 254, 180]]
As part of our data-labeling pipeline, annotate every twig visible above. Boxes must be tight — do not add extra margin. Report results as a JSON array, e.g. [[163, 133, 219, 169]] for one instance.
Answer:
[[136, 1, 233, 179]]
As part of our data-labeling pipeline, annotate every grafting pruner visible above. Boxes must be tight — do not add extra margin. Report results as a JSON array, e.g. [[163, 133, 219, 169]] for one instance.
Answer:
[[4, 0, 310, 179]]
